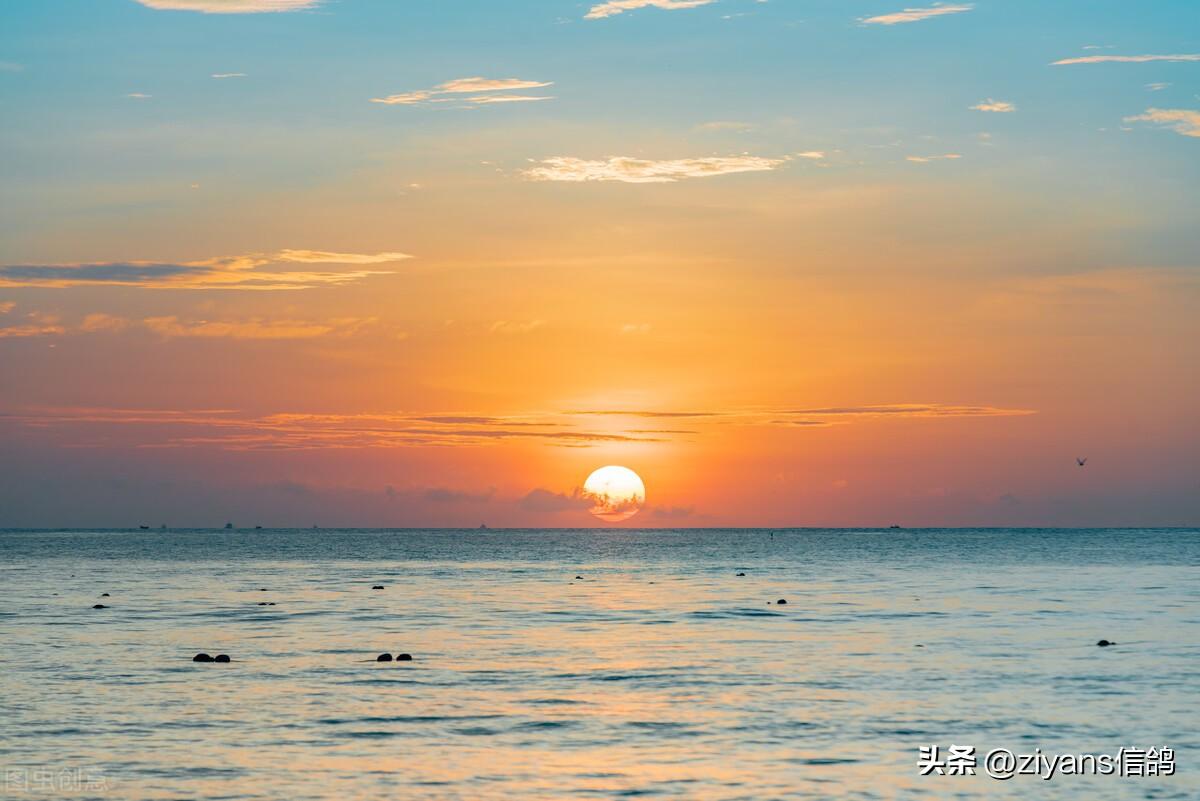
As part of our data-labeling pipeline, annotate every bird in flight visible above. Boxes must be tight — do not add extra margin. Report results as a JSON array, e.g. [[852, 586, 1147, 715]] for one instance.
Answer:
[[1076, 457, 1088, 466]]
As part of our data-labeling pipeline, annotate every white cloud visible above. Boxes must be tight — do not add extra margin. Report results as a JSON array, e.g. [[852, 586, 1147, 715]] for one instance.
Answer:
[[585, 0, 715, 20], [212, 73, 247, 79], [126, 93, 152, 99], [1052, 54, 1200, 66], [466, 94, 554, 105], [906, 153, 962, 163], [372, 77, 553, 106], [861, 3, 973, 25], [1146, 82, 1171, 92], [524, 155, 786, 183], [134, 0, 319, 12], [795, 151, 825, 159], [1124, 108, 1200, 138], [437, 77, 552, 94], [971, 98, 1016, 112]]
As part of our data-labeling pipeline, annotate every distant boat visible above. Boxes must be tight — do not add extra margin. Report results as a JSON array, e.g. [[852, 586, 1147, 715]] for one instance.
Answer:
[[139, 525, 150, 530], [255, 526, 263, 530], [479, 523, 488, 529], [889, 524, 902, 529], [224, 522, 233, 529]]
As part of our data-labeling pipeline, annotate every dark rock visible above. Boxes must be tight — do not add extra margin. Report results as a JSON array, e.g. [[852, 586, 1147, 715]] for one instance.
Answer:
[[575, 576, 583, 580], [1097, 639, 1115, 647], [396, 653, 413, 662], [214, 654, 231, 663], [193, 653, 214, 662], [100, 593, 110, 597], [776, 599, 787, 605], [372, 585, 384, 590], [376, 653, 393, 662], [735, 572, 746, 577], [92, 604, 108, 609]]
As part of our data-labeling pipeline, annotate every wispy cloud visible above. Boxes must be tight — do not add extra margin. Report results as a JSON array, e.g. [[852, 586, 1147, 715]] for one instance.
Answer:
[[134, 0, 320, 12], [697, 120, 755, 132], [126, 92, 152, 99], [211, 72, 247, 79], [143, 316, 376, 339], [490, 320, 546, 334], [372, 77, 553, 106], [466, 94, 554, 105], [1145, 82, 1171, 92], [861, 3, 973, 25], [906, 153, 962, 163], [1052, 53, 1200, 66], [0, 249, 410, 290], [796, 151, 826, 160], [0, 408, 664, 451], [585, 0, 715, 21], [971, 98, 1016, 113], [0, 301, 15, 314], [0, 61, 24, 73], [1125, 108, 1200, 138], [524, 155, 785, 183]]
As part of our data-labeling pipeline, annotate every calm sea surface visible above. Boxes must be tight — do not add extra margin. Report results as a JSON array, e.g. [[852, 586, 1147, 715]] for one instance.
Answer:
[[1, 528, 1197, 800]]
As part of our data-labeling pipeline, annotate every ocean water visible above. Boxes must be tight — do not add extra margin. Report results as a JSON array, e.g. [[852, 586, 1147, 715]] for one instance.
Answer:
[[0, 528, 1197, 800]]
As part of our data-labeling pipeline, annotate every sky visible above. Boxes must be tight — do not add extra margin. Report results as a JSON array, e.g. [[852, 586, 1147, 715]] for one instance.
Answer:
[[0, 0, 1197, 528]]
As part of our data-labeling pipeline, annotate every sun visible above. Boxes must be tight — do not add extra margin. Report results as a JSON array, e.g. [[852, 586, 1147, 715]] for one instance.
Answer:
[[583, 465, 646, 523]]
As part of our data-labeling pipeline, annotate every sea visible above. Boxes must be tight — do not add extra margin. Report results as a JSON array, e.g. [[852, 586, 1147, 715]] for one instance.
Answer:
[[0, 528, 1196, 800]]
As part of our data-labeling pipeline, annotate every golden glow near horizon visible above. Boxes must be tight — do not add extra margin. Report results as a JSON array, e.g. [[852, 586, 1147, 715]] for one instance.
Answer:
[[583, 466, 647, 523]]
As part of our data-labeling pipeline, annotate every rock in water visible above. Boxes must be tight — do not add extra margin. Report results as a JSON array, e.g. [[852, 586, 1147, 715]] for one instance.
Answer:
[[92, 604, 108, 609], [214, 654, 231, 663], [376, 653, 393, 662], [372, 585, 385, 590], [193, 653, 214, 663], [396, 653, 413, 662], [1097, 639, 1115, 647], [776, 599, 788, 605]]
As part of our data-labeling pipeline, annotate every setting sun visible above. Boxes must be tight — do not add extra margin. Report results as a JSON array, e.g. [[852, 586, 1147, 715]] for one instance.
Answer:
[[582, 466, 646, 523]]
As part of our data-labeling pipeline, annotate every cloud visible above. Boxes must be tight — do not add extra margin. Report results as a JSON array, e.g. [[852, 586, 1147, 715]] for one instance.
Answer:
[[0, 408, 662, 451], [424, 487, 494, 504], [437, 77, 553, 94], [372, 77, 553, 106], [796, 151, 825, 160], [585, 0, 715, 20], [1145, 82, 1171, 92], [780, 404, 1035, 418], [524, 155, 786, 183], [126, 93, 152, 99], [861, 3, 973, 25], [906, 153, 962, 163], [0, 249, 409, 290], [519, 488, 591, 513], [697, 120, 755, 132], [0, 62, 24, 73], [465, 94, 554, 105], [971, 99, 1016, 113], [0, 311, 65, 338], [0, 301, 14, 314], [1124, 108, 1200, 138], [134, 0, 320, 12], [79, 314, 131, 333], [142, 316, 376, 339], [1052, 53, 1200, 66], [211, 73, 247, 79], [490, 320, 546, 334]]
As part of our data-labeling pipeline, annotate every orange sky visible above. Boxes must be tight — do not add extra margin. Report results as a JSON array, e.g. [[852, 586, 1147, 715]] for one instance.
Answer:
[[1, 0, 1198, 526]]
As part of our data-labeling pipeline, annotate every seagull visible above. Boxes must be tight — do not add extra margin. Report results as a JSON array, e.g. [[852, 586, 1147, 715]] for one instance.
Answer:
[[1076, 457, 1087, 467]]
